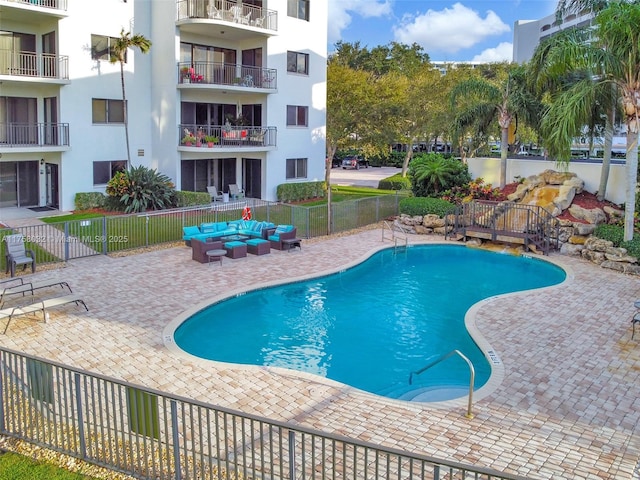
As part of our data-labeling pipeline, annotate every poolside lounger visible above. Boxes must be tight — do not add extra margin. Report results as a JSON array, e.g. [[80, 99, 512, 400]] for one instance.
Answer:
[[1, 295, 88, 334], [0, 279, 72, 307]]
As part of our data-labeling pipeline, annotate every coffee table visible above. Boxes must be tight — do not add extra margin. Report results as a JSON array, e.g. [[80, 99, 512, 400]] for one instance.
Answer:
[[219, 234, 250, 242], [205, 249, 227, 266]]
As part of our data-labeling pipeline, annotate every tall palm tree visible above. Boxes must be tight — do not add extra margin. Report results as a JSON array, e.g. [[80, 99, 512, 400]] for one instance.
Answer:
[[536, 1, 640, 241], [450, 65, 541, 188], [110, 29, 151, 165], [528, 28, 618, 202]]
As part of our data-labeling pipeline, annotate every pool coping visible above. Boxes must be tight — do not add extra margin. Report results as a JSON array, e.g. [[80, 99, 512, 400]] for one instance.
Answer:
[[162, 240, 573, 411]]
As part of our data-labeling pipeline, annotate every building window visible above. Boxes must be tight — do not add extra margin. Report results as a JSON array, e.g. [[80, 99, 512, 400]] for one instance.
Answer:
[[287, 0, 309, 21], [286, 158, 307, 179], [91, 34, 124, 61], [286, 105, 308, 127], [287, 51, 309, 75], [92, 99, 126, 124], [93, 160, 127, 185]]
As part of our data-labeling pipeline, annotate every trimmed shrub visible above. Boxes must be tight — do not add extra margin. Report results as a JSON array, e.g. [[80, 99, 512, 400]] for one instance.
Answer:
[[277, 181, 326, 203], [368, 151, 405, 168], [399, 197, 456, 217], [379, 174, 411, 191], [74, 192, 106, 211], [175, 190, 210, 207]]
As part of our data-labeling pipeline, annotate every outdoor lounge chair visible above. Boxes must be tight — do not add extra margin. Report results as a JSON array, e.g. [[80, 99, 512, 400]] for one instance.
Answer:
[[207, 186, 225, 202], [229, 184, 245, 199], [4, 233, 36, 277], [0, 278, 72, 308], [1, 294, 88, 334]]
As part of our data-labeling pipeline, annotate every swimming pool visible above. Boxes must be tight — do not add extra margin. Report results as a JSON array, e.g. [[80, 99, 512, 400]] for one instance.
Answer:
[[172, 245, 566, 401]]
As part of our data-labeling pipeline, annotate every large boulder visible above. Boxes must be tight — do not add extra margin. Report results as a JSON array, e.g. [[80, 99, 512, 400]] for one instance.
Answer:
[[569, 205, 606, 225], [541, 169, 577, 185]]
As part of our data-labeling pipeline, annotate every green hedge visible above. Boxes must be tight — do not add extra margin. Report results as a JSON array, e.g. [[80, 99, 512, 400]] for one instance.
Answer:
[[379, 174, 411, 191], [74, 192, 106, 211], [399, 197, 456, 217], [368, 151, 405, 168], [175, 190, 210, 207], [277, 181, 326, 203]]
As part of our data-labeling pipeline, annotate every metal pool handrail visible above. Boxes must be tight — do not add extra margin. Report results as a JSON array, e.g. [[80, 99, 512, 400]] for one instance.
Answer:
[[409, 349, 476, 418]]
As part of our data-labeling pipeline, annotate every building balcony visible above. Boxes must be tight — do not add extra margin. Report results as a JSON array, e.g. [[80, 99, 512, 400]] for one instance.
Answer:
[[0, 0, 68, 20], [176, 0, 277, 40], [178, 124, 276, 151], [0, 50, 70, 84], [0, 123, 70, 151], [178, 62, 276, 92]]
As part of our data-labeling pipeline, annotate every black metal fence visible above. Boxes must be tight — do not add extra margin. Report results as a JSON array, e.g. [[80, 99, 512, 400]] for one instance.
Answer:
[[0, 346, 528, 480], [0, 196, 402, 269]]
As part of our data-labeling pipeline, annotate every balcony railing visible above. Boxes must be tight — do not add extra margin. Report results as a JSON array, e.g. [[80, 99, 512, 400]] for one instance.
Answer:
[[0, 50, 69, 80], [0, 123, 70, 147], [2, 0, 67, 10], [178, 62, 276, 89], [176, 0, 277, 32], [179, 124, 276, 148]]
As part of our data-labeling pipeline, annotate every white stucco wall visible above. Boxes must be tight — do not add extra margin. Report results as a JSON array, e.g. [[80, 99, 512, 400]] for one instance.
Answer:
[[467, 157, 628, 205]]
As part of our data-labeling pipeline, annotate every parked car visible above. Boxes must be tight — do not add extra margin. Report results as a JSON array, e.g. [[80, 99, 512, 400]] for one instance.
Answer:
[[341, 156, 369, 169], [330, 156, 342, 168]]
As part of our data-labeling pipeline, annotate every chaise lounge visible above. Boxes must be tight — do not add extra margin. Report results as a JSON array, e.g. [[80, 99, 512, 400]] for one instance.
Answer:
[[0, 277, 72, 308], [1, 294, 88, 334]]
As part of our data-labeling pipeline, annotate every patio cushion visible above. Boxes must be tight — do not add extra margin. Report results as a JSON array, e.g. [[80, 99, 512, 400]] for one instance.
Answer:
[[274, 225, 293, 234], [183, 226, 201, 238], [224, 241, 245, 248]]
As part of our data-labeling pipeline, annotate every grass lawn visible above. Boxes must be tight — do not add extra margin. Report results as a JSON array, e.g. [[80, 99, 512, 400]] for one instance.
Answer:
[[0, 451, 97, 479], [300, 185, 408, 206]]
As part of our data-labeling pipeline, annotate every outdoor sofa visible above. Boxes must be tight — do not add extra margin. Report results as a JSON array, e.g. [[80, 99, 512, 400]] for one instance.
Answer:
[[268, 225, 298, 250], [182, 220, 276, 246]]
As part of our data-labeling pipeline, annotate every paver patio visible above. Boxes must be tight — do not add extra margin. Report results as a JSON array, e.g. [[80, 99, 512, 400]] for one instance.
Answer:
[[0, 227, 638, 479]]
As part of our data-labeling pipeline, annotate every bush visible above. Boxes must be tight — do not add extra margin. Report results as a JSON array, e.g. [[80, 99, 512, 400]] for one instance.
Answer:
[[106, 165, 177, 213], [74, 192, 106, 211], [593, 224, 625, 246], [175, 190, 210, 207], [399, 197, 456, 217], [277, 181, 326, 203], [442, 178, 504, 205], [408, 153, 471, 198], [368, 151, 405, 168], [378, 174, 411, 191]]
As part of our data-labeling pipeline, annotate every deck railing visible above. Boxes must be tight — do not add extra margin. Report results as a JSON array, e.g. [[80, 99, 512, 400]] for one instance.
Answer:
[[179, 124, 277, 148], [0, 346, 527, 480], [2, 0, 67, 10], [0, 50, 69, 80], [178, 62, 277, 89], [176, 0, 277, 32], [0, 123, 70, 147]]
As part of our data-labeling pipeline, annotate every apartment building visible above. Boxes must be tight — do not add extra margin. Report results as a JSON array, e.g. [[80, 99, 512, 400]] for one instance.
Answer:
[[512, 8, 593, 63], [0, 0, 327, 211]]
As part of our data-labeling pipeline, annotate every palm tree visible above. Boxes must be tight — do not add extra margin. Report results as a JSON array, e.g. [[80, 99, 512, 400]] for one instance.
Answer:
[[536, 1, 640, 241], [528, 28, 618, 202], [110, 29, 151, 165], [450, 65, 541, 188]]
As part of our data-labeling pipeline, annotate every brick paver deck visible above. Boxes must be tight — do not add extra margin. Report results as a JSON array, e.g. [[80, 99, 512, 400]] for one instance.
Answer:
[[0, 228, 639, 479]]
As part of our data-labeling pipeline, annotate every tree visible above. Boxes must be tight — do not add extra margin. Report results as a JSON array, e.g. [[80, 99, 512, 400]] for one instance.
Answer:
[[450, 64, 542, 188], [528, 28, 617, 200], [110, 29, 151, 165], [533, 1, 640, 241]]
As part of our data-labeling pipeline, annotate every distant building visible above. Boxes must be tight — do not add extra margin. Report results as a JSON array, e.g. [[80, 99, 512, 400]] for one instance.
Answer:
[[0, 0, 327, 211], [512, 9, 594, 63]]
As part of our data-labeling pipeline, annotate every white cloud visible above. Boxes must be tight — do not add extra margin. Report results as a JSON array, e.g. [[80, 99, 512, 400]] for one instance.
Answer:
[[392, 3, 510, 54], [472, 42, 514, 62], [327, 0, 393, 45]]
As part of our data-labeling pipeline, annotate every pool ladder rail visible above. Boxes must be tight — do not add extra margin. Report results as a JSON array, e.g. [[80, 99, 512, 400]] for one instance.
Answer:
[[409, 349, 475, 419], [382, 221, 408, 251]]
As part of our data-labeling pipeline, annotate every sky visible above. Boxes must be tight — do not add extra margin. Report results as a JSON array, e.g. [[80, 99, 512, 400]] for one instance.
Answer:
[[327, 0, 559, 62]]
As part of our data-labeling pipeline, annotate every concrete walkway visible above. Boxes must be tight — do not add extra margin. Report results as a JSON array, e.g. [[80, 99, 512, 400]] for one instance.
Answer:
[[0, 228, 638, 479]]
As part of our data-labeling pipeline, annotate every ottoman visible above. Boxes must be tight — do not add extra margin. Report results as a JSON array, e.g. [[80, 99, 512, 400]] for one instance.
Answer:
[[224, 240, 247, 259], [246, 238, 270, 255]]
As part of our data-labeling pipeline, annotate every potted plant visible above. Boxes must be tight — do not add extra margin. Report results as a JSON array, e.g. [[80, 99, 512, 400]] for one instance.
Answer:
[[181, 67, 191, 83], [181, 134, 196, 146], [204, 135, 219, 147]]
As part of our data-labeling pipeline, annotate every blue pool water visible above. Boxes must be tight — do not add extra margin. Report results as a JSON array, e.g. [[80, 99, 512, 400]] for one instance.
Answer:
[[174, 245, 566, 401]]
